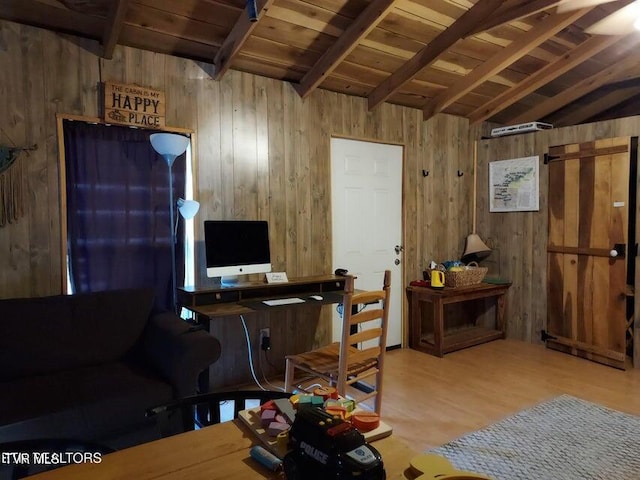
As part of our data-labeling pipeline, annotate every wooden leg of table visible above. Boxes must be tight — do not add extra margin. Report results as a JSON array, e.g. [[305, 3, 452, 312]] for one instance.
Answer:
[[409, 292, 420, 349], [284, 358, 295, 392], [434, 299, 444, 357], [496, 293, 506, 338]]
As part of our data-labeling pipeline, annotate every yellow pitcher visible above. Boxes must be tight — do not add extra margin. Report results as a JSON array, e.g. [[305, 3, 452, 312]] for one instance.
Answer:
[[430, 270, 445, 289]]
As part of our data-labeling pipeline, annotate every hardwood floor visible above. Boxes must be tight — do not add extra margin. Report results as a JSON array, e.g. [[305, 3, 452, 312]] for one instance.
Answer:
[[381, 339, 640, 452]]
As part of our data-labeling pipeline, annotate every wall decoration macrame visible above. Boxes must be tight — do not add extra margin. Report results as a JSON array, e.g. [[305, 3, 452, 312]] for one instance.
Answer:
[[0, 144, 37, 227]]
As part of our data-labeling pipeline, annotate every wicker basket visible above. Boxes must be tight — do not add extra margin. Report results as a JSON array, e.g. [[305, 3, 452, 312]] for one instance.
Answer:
[[424, 261, 488, 288]]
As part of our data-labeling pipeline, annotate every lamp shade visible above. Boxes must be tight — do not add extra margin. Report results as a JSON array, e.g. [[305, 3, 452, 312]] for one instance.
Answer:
[[461, 233, 491, 263], [177, 198, 200, 219], [150, 133, 189, 159]]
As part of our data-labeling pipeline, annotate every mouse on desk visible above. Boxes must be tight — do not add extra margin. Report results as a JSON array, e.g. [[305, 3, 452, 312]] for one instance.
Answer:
[[310, 295, 323, 301]]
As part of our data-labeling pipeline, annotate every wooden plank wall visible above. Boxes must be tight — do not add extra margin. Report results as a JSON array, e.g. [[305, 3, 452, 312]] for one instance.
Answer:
[[477, 120, 640, 362], [0, 20, 477, 386], [3, 20, 637, 382]]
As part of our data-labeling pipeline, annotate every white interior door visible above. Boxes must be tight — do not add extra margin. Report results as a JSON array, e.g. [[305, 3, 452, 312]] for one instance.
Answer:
[[331, 137, 403, 347]]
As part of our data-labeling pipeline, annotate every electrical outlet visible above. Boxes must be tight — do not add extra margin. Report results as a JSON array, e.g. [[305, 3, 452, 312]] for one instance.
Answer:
[[260, 328, 271, 351]]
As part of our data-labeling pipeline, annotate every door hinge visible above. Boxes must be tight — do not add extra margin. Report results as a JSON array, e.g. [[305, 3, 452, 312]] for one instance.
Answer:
[[541, 330, 557, 342]]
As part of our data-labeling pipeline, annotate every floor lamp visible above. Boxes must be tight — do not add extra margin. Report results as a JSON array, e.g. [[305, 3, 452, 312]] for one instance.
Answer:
[[461, 140, 492, 263], [150, 133, 190, 313]]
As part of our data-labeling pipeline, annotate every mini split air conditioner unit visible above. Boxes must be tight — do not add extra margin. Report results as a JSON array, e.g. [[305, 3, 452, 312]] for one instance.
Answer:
[[490, 122, 553, 137]]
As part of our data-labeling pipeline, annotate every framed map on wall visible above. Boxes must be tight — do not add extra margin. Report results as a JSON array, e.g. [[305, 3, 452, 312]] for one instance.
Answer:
[[489, 156, 539, 212]]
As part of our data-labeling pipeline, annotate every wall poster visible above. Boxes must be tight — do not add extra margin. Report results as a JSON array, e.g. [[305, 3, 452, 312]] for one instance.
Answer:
[[489, 155, 539, 212]]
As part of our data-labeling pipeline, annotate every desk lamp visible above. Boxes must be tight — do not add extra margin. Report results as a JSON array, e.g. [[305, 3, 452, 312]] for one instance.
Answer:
[[150, 132, 190, 312]]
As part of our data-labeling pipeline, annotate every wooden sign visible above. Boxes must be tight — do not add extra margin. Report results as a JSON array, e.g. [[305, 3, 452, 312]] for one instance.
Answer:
[[103, 81, 165, 128]]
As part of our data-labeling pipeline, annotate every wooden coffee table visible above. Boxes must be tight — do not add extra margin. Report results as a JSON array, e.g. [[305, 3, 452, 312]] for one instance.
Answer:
[[28, 419, 418, 479]]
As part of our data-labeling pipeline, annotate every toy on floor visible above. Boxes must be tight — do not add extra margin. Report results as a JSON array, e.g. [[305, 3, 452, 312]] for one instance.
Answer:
[[410, 453, 492, 480]]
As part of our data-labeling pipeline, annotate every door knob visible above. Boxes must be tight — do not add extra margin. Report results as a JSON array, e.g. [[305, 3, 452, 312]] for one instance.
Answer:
[[610, 243, 626, 258], [394, 259, 401, 265], [394, 245, 404, 255]]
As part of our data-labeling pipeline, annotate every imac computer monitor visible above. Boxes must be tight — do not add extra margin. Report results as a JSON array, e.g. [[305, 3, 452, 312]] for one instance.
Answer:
[[204, 220, 272, 282]]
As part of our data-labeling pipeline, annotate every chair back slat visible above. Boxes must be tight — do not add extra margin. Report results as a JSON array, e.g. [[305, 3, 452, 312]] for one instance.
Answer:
[[233, 400, 245, 418], [352, 290, 384, 306], [350, 307, 384, 325], [208, 400, 222, 425], [181, 406, 196, 432], [349, 327, 383, 344], [347, 347, 381, 365]]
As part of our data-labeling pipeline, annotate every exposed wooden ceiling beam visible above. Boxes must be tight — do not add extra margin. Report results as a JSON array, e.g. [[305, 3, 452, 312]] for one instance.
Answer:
[[466, 0, 564, 36], [294, 0, 398, 99], [119, 25, 218, 65], [213, 0, 276, 81], [367, 0, 503, 111], [102, 0, 129, 59], [470, 0, 636, 36], [552, 85, 640, 126], [508, 55, 640, 124], [0, 0, 102, 39], [595, 93, 640, 121], [468, 34, 624, 125], [421, 7, 592, 122]]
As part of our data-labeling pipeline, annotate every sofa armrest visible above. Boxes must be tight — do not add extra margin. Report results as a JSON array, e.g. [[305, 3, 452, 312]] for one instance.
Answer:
[[140, 312, 221, 397]]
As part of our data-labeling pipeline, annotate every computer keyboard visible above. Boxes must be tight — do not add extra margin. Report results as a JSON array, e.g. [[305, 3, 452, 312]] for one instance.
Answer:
[[262, 297, 305, 306]]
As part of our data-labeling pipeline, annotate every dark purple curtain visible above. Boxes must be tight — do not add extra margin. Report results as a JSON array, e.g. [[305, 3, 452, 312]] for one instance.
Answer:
[[63, 120, 186, 311]]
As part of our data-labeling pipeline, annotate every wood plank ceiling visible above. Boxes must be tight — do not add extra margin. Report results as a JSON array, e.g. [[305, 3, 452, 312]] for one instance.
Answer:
[[3, 0, 640, 128]]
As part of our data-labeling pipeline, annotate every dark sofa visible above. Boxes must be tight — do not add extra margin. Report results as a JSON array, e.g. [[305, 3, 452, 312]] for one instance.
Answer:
[[0, 288, 221, 449]]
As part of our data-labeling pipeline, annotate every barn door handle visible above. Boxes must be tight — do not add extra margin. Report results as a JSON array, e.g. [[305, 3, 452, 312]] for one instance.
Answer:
[[609, 243, 625, 258]]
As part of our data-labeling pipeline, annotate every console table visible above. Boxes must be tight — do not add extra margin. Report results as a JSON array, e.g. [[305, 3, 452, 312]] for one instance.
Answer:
[[406, 283, 511, 357]]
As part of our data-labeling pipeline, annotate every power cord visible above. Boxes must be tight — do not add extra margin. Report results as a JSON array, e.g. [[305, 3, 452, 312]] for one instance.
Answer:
[[264, 349, 280, 370], [258, 349, 286, 392], [240, 314, 266, 391], [296, 382, 322, 393]]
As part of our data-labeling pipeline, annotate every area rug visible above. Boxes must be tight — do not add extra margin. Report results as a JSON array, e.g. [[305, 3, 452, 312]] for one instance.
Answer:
[[429, 395, 640, 480]]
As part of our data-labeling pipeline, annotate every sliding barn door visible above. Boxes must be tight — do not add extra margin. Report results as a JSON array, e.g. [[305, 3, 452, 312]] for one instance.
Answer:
[[546, 137, 631, 369]]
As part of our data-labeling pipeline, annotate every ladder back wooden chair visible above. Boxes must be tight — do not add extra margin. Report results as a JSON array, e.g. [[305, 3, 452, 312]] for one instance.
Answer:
[[284, 270, 391, 414]]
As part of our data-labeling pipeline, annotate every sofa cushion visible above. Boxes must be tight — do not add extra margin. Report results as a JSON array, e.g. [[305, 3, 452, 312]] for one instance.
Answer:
[[0, 288, 154, 380], [0, 361, 173, 442]]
